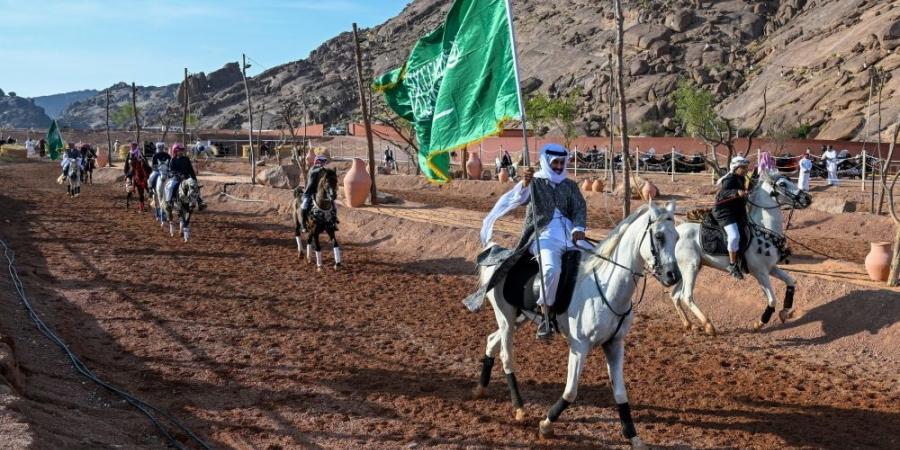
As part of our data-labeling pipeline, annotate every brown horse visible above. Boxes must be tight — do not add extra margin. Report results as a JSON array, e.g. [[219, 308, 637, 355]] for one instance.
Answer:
[[125, 154, 150, 212], [293, 168, 341, 271]]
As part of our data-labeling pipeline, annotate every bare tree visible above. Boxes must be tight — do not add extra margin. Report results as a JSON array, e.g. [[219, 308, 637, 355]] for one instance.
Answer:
[[277, 98, 308, 182], [885, 117, 900, 286], [159, 105, 181, 143], [614, 0, 631, 215]]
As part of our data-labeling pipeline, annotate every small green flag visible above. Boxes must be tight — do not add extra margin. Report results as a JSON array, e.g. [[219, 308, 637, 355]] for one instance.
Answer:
[[374, 0, 521, 183], [46, 120, 65, 161]]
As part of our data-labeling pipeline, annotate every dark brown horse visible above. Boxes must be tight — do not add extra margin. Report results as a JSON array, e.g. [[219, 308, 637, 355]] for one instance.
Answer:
[[293, 168, 341, 271]]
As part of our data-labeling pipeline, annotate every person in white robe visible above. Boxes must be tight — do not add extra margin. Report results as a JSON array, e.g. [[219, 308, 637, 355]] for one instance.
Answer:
[[797, 150, 812, 191]]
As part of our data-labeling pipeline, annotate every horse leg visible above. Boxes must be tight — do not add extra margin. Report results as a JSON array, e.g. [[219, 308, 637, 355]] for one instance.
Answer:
[[329, 229, 341, 269], [293, 206, 304, 260], [669, 280, 694, 332], [182, 214, 190, 242], [770, 267, 797, 323], [313, 233, 323, 271], [490, 294, 525, 422], [601, 338, 647, 450], [473, 329, 502, 399], [678, 261, 716, 336], [539, 342, 589, 437], [751, 271, 778, 332]]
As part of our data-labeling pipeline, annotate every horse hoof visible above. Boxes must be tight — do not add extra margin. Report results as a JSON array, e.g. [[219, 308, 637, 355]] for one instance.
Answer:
[[630, 436, 648, 450], [682, 322, 695, 332], [472, 385, 486, 399], [334, 263, 342, 270], [514, 408, 526, 422], [316, 266, 323, 272], [752, 320, 764, 332], [778, 309, 793, 323], [538, 418, 553, 438], [704, 322, 717, 337]]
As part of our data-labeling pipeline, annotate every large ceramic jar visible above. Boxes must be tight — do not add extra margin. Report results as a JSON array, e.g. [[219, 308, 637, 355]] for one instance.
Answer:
[[466, 153, 482, 180], [865, 242, 892, 282], [592, 179, 605, 193], [344, 158, 372, 207], [498, 167, 510, 183], [581, 179, 592, 191], [641, 180, 659, 200]]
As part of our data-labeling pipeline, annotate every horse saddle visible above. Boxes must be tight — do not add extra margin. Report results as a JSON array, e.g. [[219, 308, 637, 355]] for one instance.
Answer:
[[699, 212, 750, 271], [501, 250, 582, 315]]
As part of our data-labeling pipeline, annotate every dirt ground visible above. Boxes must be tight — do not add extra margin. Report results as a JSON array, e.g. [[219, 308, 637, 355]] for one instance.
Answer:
[[0, 160, 898, 449]]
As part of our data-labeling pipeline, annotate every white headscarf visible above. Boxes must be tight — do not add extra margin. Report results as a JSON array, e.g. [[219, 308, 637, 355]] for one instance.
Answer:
[[534, 143, 569, 185], [717, 156, 750, 185]]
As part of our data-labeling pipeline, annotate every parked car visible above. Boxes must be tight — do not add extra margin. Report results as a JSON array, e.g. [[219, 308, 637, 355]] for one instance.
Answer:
[[326, 125, 347, 136]]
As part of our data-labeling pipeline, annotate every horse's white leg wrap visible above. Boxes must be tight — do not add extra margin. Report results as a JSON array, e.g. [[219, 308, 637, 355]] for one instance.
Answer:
[[306, 244, 313, 263], [333, 246, 342, 265], [295, 237, 303, 255], [315, 251, 323, 267], [183, 226, 190, 242]]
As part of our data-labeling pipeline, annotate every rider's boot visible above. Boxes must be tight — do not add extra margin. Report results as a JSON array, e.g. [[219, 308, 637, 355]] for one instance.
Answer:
[[727, 252, 744, 280], [536, 307, 555, 341], [300, 208, 310, 233]]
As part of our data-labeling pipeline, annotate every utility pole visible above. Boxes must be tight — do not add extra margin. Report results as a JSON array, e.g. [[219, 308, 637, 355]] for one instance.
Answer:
[[182, 68, 189, 146], [131, 82, 141, 150], [614, 0, 631, 216], [241, 54, 256, 184], [353, 23, 377, 205], [105, 89, 114, 167], [258, 103, 265, 159]]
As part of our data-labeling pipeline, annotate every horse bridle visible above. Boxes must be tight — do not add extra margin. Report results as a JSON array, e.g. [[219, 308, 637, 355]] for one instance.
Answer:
[[580, 213, 670, 281], [747, 174, 807, 210]]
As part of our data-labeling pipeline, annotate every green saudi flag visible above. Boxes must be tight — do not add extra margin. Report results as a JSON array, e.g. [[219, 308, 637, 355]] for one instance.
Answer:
[[374, 0, 521, 183], [46, 120, 65, 161]]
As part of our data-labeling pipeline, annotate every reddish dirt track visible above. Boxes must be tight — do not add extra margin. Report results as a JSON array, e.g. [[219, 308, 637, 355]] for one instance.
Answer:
[[0, 162, 898, 449]]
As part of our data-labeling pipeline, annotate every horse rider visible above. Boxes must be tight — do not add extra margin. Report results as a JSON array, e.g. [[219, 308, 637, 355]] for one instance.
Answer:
[[714, 156, 751, 280], [797, 150, 812, 192], [299, 155, 332, 233], [473, 143, 587, 340], [165, 143, 207, 211], [60, 142, 82, 179], [147, 142, 171, 195]]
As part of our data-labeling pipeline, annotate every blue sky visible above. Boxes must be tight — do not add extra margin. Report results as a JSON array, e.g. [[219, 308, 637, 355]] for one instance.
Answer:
[[1, 0, 412, 97]]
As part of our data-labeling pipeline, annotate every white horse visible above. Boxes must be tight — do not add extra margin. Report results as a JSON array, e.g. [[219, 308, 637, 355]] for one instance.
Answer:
[[473, 202, 681, 449], [671, 170, 812, 335], [168, 177, 201, 242], [152, 166, 171, 228], [64, 163, 82, 197]]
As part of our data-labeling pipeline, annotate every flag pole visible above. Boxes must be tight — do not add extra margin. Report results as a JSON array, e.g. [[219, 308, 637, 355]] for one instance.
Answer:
[[504, 0, 530, 167], [505, 0, 549, 329]]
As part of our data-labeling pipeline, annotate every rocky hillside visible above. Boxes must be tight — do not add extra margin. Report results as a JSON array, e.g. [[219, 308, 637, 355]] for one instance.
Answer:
[[57, 0, 900, 141], [32, 89, 98, 118], [0, 91, 51, 129]]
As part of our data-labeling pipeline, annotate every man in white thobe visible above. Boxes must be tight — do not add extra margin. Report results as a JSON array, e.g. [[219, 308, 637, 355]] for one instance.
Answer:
[[824, 146, 839, 186], [797, 151, 812, 191]]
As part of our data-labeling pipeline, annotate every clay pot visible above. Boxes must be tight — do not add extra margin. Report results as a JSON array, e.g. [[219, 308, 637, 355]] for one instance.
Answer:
[[97, 151, 109, 168], [466, 153, 482, 179], [592, 179, 605, 193], [498, 167, 510, 183], [641, 181, 659, 200], [581, 179, 592, 191], [343, 158, 372, 208], [864, 242, 892, 282]]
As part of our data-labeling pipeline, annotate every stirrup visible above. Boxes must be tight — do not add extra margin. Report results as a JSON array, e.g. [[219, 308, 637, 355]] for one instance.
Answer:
[[536, 315, 554, 341], [728, 263, 744, 280]]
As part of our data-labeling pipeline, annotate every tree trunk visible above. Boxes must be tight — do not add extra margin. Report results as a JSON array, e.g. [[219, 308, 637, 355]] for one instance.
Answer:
[[131, 83, 141, 148], [608, 53, 616, 188], [353, 23, 377, 205], [614, 0, 630, 216], [105, 89, 114, 167], [182, 68, 189, 146], [888, 227, 900, 287], [241, 54, 256, 184]]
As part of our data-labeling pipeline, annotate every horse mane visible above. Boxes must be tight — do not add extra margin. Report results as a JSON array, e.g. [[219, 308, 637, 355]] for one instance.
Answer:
[[593, 204, 651, 262]]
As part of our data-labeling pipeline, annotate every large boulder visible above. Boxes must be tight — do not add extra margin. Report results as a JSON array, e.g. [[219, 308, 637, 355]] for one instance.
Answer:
[[258, 164, 301, 190], [624, 23, 672, 49], [666, 10, 694, 32], [630, 59, 650, 76]]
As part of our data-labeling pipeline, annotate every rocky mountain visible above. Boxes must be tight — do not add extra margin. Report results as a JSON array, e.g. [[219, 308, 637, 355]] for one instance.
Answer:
[[57, 0, 900, 141], [0, 91, 52, 129], [32, 89, 98, 118]]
